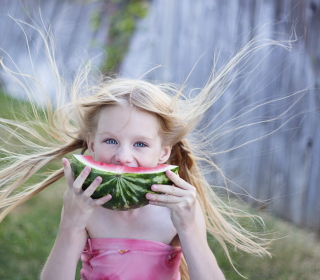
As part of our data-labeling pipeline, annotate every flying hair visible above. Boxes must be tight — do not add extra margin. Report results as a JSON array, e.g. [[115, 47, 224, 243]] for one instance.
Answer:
[[0, 20, 300, 279]]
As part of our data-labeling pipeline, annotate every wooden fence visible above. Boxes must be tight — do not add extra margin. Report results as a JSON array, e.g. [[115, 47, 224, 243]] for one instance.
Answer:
[[0, 0, 110, 102], [121, 0, 320, 232], [1, 0, 320, 232]]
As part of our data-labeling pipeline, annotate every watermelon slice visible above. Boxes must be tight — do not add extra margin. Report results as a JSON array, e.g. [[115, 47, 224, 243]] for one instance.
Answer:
[[71, 154, 179, 211]]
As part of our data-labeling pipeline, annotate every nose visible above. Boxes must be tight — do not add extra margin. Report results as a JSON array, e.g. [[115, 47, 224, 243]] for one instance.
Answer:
[[114, 145, 134, 166]]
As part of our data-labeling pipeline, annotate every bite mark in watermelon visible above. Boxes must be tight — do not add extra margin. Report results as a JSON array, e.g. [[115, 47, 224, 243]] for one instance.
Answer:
[[71, 154, 179, 211]]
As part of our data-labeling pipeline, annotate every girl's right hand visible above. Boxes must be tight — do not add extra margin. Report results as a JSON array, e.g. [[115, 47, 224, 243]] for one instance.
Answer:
[[60, 158, 112, 233]]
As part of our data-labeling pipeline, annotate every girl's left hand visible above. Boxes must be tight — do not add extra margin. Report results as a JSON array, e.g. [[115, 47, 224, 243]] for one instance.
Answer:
[[146, 169, 197, 231]]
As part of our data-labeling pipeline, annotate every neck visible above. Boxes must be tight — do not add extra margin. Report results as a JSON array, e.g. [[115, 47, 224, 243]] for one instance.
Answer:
[[99, 204, 151, 219]]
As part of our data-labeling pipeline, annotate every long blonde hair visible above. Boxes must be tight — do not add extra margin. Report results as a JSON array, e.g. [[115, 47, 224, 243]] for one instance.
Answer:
[[0, 25, 294, 278]]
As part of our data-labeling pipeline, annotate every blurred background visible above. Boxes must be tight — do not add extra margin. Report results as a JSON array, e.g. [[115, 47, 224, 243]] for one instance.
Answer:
[[0, 0, 320, 279]]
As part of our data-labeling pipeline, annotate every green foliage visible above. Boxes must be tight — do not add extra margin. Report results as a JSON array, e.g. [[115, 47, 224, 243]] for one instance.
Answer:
[[102, 0, 148, 73], [88, 0, 149, 72], [90, 10, 102, 32]]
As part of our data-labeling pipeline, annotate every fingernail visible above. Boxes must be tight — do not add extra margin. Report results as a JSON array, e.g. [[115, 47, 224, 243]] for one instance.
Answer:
[[151, 185, 158, 191], [95, 176, 102, 182], [85, 166, 91, 172]]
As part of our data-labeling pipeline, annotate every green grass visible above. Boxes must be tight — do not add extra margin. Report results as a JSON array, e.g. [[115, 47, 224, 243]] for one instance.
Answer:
[[208, 209, 320, 279], [0, 183, 64, 279], [0, 90, 81, 278], [0, 91, 320, 279], [0, 89, 34, 120]]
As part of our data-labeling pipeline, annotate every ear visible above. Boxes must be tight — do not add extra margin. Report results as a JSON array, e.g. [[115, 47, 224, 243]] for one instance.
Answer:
[[87, 133, 95, 158], [158, 145, 172, 164]]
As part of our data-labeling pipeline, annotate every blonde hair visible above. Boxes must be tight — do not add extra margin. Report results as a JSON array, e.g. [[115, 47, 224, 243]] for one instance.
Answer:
[[0, 26, 294, 278]]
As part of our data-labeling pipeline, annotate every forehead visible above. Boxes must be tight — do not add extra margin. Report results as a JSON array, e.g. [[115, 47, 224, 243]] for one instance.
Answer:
[[96, 105, 160, 136]]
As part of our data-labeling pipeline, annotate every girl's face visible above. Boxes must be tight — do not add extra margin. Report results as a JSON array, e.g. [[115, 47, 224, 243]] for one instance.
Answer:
[[87, 105, 172, 168]]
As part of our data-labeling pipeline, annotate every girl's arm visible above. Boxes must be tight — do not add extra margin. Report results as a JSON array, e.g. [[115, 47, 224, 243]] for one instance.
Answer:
[[177, 200, 226, 280], [41, 159, 111, 280], [40, 218, 87, 280], [146, 170, 225, 280]]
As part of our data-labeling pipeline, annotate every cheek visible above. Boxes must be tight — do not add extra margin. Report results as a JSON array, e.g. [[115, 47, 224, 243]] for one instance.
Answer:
[[150, 150, 165, 166], [90, 142, 110, 162], [133, 151, 156, 167]]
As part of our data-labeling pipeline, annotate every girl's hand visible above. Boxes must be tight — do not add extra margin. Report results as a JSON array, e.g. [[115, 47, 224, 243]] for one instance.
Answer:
[[146, 169, 197, 231], [60, 158, 112, 233]]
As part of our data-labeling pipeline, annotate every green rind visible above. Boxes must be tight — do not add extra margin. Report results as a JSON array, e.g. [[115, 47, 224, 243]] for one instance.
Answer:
[[71, 155, 179, 211]]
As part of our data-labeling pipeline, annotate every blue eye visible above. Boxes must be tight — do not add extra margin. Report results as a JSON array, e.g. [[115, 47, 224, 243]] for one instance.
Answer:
[[134, 142, 147, 147], [105, 139, 117, 144]]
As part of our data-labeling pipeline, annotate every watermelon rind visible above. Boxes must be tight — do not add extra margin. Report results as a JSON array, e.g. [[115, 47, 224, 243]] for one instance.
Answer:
[[71, 155, 179, 211]]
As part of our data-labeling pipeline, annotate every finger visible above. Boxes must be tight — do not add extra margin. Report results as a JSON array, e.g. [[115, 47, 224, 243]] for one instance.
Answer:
[[151, 184, 184, 196], [146, 193, 181, 204], [83, 176, 102, 197], [148, 199, 178, 209], [166, 169, 192, 190], [62, 158, 74, 188], [94, 194, 112, 206], [73, 165, 91, 192]]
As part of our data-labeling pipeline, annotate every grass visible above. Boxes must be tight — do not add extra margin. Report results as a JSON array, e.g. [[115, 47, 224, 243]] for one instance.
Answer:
[[0, 91, 320, 279], [0, 183, 64, 279], [208, 206, 320, 279]]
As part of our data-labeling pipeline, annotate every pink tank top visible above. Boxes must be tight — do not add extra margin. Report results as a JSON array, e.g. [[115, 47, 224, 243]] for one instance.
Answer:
[[80, 238, 182, 280]]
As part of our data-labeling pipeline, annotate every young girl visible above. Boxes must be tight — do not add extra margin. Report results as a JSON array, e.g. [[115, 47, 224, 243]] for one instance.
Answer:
[[0, 31, 274, 280], [41, 82, 227, 280]]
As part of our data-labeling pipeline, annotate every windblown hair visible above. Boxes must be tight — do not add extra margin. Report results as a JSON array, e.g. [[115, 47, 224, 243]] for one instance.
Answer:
[[0, 24, 295, 279]]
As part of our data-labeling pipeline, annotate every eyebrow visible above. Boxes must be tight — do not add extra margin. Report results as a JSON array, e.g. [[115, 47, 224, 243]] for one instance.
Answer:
[[98, 131, 156, 142]]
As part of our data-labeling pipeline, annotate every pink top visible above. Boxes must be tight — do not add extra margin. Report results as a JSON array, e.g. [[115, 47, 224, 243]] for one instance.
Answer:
[[80, 238, 182, 280]]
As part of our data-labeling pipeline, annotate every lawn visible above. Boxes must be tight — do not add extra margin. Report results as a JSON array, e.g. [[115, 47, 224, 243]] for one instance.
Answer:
[[0, 91, 319, 279]]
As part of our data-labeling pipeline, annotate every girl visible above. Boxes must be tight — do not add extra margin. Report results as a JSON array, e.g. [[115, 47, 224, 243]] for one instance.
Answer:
[[41, 85, 226, 280], [0, 29, 275, 280]]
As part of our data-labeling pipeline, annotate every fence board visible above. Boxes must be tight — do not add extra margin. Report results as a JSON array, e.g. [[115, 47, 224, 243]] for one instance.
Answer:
[[121, 0, 320, 231]]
